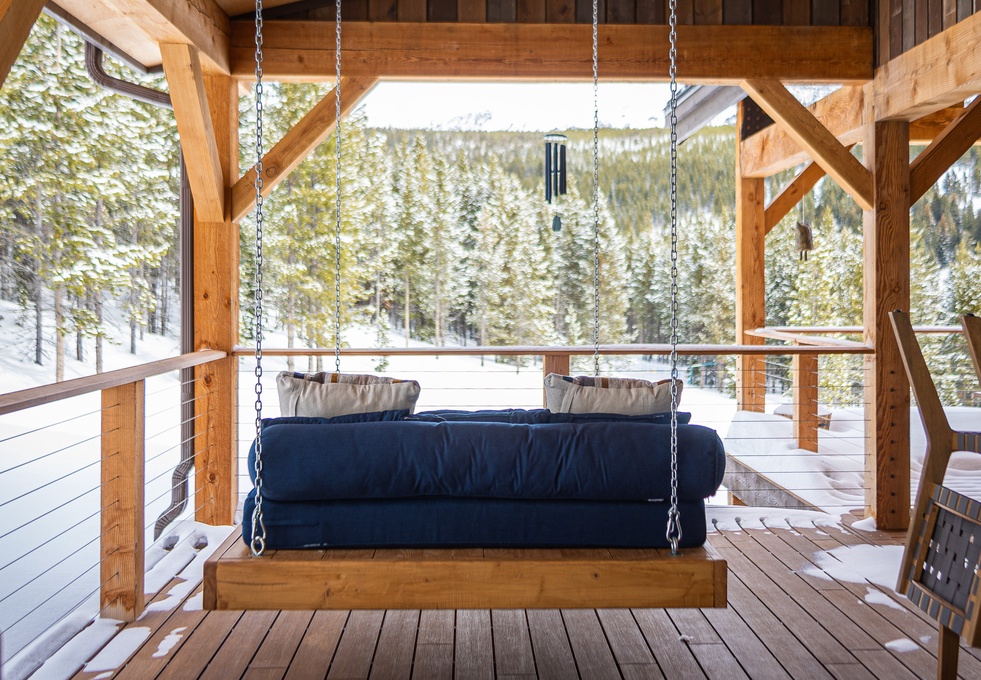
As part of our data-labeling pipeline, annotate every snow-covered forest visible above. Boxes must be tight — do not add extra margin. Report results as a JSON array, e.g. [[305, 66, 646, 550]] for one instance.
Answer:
[[5, 16, 981, 400]]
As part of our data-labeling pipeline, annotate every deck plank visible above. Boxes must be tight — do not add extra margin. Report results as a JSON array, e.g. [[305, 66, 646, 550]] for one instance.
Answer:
[[525, 609, 579, 680], [69, 523, 981, 680], [454, 610, 494, 680], [327, 610, 384, 679]]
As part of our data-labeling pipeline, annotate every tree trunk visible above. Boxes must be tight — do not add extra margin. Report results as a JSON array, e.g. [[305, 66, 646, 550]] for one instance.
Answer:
[[95, 297, 104, 373], [404, 269, 410, 348], [34, 283, 43, 366], [55, 285, 65, 382]]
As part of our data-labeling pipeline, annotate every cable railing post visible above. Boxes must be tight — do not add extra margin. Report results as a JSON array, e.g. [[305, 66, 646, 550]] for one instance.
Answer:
[[542, 352, 570, 407], [793, 347, 820, 452], [195, 356, 238, 525], [100, 380, 146, 622]]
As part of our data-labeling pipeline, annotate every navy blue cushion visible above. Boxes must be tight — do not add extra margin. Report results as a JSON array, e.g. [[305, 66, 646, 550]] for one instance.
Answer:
[[261, 410, 409, 429], [409, 408, 691, 425], [249, 419, 724, 503], [242, 493, 708, 549]]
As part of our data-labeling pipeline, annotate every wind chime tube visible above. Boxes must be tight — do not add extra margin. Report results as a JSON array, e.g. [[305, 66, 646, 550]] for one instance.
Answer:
[[558, 144, 566, 195]]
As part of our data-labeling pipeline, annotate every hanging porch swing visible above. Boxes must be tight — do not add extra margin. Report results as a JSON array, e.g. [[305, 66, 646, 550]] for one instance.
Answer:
[[203, 0, 727, 612]]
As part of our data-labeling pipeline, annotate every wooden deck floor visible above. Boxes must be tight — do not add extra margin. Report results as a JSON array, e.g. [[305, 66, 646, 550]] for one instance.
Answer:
[[69, 519, 981, 680]]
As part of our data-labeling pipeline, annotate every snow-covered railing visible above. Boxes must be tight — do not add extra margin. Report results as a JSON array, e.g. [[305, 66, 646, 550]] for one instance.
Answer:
[[0, 350, 225, 679]]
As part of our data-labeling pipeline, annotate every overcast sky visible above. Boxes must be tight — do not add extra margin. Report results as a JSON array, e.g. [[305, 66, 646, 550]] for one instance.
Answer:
[[360, 82, 675, 131]]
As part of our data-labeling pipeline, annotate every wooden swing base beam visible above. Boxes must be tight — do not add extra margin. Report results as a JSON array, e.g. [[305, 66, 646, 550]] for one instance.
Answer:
[[204, 532, 727, 611]]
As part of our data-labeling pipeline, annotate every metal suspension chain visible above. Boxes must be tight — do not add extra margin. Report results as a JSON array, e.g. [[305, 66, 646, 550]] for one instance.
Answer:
[[250, 0, 267, 557], [665, 0, 682, 556], [333, 0, 343, 373], [591, 0, 600, 377]]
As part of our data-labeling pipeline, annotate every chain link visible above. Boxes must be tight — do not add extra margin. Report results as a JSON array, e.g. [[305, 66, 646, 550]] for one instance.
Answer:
[[250, 0, 267, 557], [666, 0, 682, 556], [591, 0, 600, 378], [333, 0, 343, 373]]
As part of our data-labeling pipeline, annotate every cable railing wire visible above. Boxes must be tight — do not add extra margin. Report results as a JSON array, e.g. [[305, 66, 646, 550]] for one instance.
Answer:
[[0, 407, 103, 446]]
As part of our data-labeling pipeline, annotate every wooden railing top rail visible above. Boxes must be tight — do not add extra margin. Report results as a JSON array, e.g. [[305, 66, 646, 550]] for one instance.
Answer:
[[748, 328, 870, 348], [233, 343, 873, 358], [0, 350, 227, 416], [766, 325, 962, 334]]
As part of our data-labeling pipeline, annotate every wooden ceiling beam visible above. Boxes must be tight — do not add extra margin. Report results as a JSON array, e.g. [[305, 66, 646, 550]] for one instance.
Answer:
[[764, 161, 827, 235], [161, 42, 226, 222], [742, 79, 872, 211], [910, 96, 981, 204], [875, 9, 981, 121], [227, 22, 872, 83], [100, 0, 230, 73], [230, 76, 379, 224], [0, 0, 47, 91], [740, 86, 864, 178]]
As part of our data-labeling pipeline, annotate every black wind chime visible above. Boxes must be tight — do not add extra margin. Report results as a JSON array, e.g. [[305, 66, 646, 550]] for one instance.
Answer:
[[545, 132, 567, 231]]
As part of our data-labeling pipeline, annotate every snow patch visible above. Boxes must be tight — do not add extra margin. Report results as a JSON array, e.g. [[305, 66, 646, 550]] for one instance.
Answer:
[[151, 627, 187, 658], [863, 587, 905, 611], [678, 634, 693, 643], [183, 592, 203, 612], [920, 635, 933, 644], [803, 544, 903, 590], [24, 618, 121, 680], [144, 524, 233, 613], [82, 626, 151, 673], [885, 638, 920, 653], [707, 506, 842, 532], [850, 516, 878, 532]]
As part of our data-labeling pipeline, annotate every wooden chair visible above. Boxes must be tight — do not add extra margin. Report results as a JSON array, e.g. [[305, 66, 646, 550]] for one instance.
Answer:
[[890, 311, 981, 680]]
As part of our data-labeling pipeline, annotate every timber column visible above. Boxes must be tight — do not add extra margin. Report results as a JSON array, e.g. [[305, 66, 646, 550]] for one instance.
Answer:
[[162, 41, 241, 527], [863, 88, 910, 530], [735, 101, 767, 412]]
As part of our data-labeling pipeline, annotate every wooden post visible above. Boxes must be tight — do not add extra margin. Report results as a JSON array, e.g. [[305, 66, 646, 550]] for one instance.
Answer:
[[863, 95, 911, 530], [793, 351, 820, 452], [193, 73, 239, 525], [542, 352, 570, 407], [101, 381, 145, 622], [735, 101, 767, 413], [938, 623, 959, 680], [0, 0, 46, 91]]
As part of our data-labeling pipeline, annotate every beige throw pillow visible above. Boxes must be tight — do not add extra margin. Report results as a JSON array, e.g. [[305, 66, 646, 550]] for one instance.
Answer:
[[544, 373, 682, 415], [277, 371, 421, 418]]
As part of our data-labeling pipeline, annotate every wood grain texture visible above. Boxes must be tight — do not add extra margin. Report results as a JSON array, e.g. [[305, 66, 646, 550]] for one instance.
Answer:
[[98, 0, 231, 73], [547, 0, 577, 21], [909, 96, 981, 203], [694, 0, 723, 23], [399, 0, 428, 20], [0, 0, 45, 92], [841, 0, 869, 24], [735, 101, 767, 414], [488, 0, 518, 20], [635, 0, 663, 22], [429, 0, 460, 20], [229, 21, 873, 84], [517, 0, 547, 21], [161, 43, 226, 223], [782, 0, 810, 23], [863, 118, 911, 531], [724, 0, 752, 23], [230, 77, 378, 224], [458, 0, 489, 21], [741, 85, 864, 178], [792, 352, 820, 452], [101, 381, 146, 621], [764, 161, 827, 233], [752, 0, 781, 24], [205, 542, 727, 610], [742, 78, 873, 209], [195, 356, 238, 525], [370, 0, 399, 20], [875, 9, 981, 120]]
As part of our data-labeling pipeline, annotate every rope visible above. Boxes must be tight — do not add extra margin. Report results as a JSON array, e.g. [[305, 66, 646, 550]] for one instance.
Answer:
[[665, 0, 683, 556], [250, 0, 267, 557]]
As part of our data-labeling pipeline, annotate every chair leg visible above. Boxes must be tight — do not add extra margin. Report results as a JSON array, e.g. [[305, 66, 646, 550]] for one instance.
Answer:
[[938, 623, 959, 680]]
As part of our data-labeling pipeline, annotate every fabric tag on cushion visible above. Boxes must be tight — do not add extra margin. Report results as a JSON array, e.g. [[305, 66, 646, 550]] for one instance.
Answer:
[[544, 372, 683, 415], [277, 371, 421, 418]]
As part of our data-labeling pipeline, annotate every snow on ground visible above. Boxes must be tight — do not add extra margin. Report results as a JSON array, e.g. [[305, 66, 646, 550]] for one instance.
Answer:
[[706, 506, 845, 532], [803, 544, 904, 590]]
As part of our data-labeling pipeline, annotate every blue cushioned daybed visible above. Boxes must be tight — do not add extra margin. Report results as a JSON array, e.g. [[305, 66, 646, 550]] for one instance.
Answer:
[[242, 409, 725, 550]]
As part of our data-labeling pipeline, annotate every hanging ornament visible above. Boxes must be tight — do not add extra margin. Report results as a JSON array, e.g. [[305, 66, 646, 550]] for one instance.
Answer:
[[544, 133, 567, 204], [795, 199, 814, 261], [552, 215, 562, 232]]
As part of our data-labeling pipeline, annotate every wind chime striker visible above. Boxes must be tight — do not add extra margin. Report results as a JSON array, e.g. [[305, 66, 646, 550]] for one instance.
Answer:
[[545, 133, 567, 231]]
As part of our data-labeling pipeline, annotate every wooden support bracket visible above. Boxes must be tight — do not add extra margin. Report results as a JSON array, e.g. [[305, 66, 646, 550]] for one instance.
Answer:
[[0, 0, 46, 91], [230, 76, 379, 224], [910, 97, 981, 204], [161, 42, 226, 223], [742, 79, 873, 210]]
